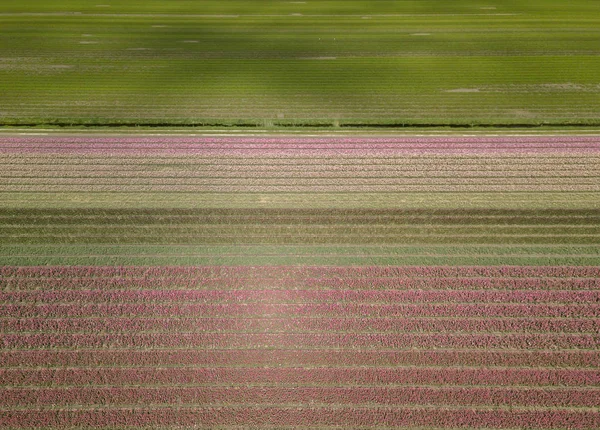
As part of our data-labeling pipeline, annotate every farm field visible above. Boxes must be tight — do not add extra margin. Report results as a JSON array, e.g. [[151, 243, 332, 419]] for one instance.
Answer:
[[2, 0, 600, 428], [1, 133, 599, 428], [1, 0, 600, 127]]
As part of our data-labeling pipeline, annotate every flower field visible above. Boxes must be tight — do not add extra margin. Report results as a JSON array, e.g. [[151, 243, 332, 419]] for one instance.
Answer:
[[1, 134, 599, 428]]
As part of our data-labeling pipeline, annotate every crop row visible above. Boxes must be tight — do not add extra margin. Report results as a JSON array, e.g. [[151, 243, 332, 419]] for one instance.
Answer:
[[2, 332, 597, 350], [5, 184, 599, 192], [4, 136, 598, 144], [2, 386, 598, 408], [2, 303, 598, 318], [3, 276, 599, 291], [4, 148, 599, 157], [2, 407, 599, 429], [4, 156, 596, 167], [2, 317, 597, 335], [3, 349, 598, 369], [5, 168, 600, 178], [7, 225, 598, 234], [1, 139, 597, 149], [2, 289, 597, 304], [3, 265, 598, 278], [2, 367, 598, 388], [8, 176, 598, 185], [7, 235, 599, 246]]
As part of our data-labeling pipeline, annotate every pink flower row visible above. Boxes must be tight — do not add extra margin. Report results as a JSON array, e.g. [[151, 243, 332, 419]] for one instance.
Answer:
[[3, 303, 597, 318], [4, 289, 596, 304], [5, 276, 599, 291], [2, 386, 598, 408], [3, 349, 598, 369], [13, 176, 593, 184], [3, 317, 597, 335], [2, 367, 597, 387], [9, 168, 599, 178], [3, 265, 599, 278], [3, 135, 599, 144], [2, 407, 599, 429], [3, 332, 596, 350], [4, 148, 599, 157], [7, 184, 598, 191]]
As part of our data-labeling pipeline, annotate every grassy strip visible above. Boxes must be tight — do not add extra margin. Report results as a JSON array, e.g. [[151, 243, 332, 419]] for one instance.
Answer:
[[2, 235, 599, 246], [1, 208, 599, 217], [3, 120, 600, 130], [2, 193, 599, 209], [1, 245, 598, 266]]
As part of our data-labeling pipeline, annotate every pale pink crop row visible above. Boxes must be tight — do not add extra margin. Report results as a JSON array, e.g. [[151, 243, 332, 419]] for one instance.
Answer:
[[4, 276, 599, 291], [6, 184, 598, 191], [4, 289, 596, 304], [3, 135, 599, 144], [3, 265, 598, 278], [3, 303, 597, 318], [7, 168, 599, 178], [3, 146, 600, 156], [7, 143, 597, 150], [3, 317, 597, 335], [11, 176, 595, 185], [2, 367, 597, 387], [3, 333, 596, 350], [2, 349, 598, 369], [2, 386, 598, 408], [2, 407, 599, 429]]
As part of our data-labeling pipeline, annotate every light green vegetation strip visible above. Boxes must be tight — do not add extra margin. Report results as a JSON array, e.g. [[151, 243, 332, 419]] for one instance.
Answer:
[[1, 245, 599, 266], [2, 193, 599, 209], [1, 0, 599, 126]]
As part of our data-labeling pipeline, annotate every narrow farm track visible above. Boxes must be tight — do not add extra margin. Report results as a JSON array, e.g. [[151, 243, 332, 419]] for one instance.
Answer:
[[1, 134, 599, 428]]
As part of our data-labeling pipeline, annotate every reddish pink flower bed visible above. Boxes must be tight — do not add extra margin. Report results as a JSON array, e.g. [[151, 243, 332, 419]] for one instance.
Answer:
[[1, 266, 599, 428]]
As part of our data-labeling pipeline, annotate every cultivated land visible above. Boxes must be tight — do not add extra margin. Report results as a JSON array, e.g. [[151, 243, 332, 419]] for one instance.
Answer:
[[1, 0, 600, 128], [1, 134, 599, 428], [1, 135, 599, 266], [2, 1, 600, 428]]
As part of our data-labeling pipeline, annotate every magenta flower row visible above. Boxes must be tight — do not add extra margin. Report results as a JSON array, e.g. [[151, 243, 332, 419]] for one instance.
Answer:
[[2, 367, 597, 387], [3, 289, 597, 304], [2, 386, 598, 408], [2, 349, 598, 369], [5, 276, 599, 291], [3, 303, 597, 318], [1, 407, 598, 429], [3, 332, 597, 350], [3, 317, 597, 334], [3, 265, 599, 278]]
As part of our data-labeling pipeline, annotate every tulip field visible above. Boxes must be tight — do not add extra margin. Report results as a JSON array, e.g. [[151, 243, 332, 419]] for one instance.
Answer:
[[0, 133, 599, 428]]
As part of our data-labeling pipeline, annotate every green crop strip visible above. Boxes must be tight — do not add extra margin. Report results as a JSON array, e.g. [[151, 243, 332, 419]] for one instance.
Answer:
[[1, 0, 599, 127]]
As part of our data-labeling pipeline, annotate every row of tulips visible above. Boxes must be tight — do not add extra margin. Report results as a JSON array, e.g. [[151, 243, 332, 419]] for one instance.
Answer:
[[3, 333, 597, 350], [3, 135, 600, 144], [5, 166, 600, 177], [2, 386, 598, 408], [3, 289, 597, 304], [1, 407, 598, 429], [3, 265, 599, 278], [3, 317, 597, 335], [4, 184, 599, 192], [3, 303, 598, 318], [3, 349, 598, 369], [4, 276, 599, 291], [2, 367, 598, 387]]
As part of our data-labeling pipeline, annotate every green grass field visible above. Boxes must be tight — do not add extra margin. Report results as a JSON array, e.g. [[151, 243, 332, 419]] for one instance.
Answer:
[[1, 0, 599, 127]]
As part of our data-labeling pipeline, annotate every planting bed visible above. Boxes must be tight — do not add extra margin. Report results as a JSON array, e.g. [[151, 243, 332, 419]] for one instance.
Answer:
[[0, 134, 599, 428]]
